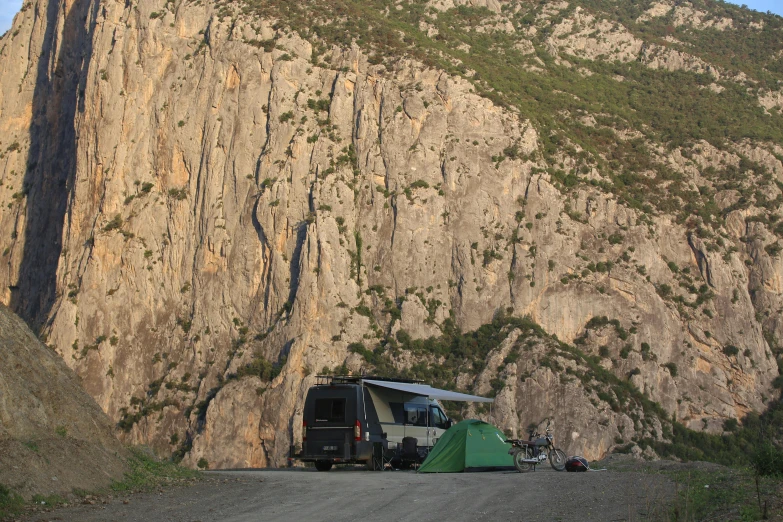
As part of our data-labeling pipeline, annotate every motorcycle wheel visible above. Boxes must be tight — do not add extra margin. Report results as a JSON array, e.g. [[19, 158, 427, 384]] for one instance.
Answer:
[[512, 447, 534, 473], [549, 448, 567, 471]]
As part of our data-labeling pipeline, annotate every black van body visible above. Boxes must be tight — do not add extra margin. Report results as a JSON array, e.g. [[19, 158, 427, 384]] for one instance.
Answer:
[[300, 376, 387, 470]]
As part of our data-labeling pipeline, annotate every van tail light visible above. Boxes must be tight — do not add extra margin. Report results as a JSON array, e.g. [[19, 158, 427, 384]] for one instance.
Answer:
[[302, 420, 308, 442], [354, 420, 361, 441]]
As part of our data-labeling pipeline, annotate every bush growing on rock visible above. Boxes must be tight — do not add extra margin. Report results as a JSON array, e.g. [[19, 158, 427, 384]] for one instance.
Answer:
[[103, 214, 123, 232]]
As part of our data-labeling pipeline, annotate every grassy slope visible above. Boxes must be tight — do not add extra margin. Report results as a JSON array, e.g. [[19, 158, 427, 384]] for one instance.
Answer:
[[0, 448, 200, 520]]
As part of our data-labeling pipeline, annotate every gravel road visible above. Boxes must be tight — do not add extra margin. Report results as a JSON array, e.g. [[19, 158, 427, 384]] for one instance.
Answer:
[[24, 463, 674, 522]]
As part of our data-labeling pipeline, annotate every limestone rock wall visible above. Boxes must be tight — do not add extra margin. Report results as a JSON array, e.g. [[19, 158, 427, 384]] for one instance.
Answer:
[[0, 0, 780, 468]]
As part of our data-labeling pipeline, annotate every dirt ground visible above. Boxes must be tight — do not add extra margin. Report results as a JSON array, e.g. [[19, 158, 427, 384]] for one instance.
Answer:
[[20, 460, 675, 522]]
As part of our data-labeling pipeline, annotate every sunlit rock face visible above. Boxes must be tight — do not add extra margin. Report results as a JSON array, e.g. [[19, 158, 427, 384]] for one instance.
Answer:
[[0, 0, 780, 466]]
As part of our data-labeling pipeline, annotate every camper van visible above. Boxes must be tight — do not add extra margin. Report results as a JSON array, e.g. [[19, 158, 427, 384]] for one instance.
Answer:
[[298, 375, 492, 471]]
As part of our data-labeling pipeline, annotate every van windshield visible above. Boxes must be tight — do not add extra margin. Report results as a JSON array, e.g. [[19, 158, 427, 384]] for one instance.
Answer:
[[430, 406, 447, 429], [314, 398, 346, 423], [389, 402, 447, 427]]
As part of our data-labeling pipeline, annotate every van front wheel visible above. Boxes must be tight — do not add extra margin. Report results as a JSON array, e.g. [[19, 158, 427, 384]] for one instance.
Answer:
[[315, 460, 333, 472]]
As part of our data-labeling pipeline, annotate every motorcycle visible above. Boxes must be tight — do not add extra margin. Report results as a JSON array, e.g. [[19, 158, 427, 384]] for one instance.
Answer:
[[505, 422, 567, 472]]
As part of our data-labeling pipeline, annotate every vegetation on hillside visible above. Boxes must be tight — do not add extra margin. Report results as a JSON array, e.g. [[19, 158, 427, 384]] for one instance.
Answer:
[[135, 0, 783, 469], [0, 447, 200, 519], [194, 0, 783, 230], [0, 483, 24, 519], [111, 447, 201, 492], [338, 311, 783, 477]]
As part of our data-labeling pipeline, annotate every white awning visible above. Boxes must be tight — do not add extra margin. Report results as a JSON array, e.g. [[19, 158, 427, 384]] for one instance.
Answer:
[[362, 379, 494, 403]]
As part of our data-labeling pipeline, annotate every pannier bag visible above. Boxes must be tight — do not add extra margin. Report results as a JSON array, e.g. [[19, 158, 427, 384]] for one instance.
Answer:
[[565, 456, 589, 472]]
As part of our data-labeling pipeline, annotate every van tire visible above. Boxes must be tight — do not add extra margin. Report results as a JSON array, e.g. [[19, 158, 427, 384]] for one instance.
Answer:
[[314, 460, 333, 472]]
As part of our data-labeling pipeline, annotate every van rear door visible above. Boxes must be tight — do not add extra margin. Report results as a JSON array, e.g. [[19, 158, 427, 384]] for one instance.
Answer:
[[305, 388, 357, 459]]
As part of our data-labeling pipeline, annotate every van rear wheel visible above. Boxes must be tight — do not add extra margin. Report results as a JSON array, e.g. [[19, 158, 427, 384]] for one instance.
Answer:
[[315, 460, 333, 472]]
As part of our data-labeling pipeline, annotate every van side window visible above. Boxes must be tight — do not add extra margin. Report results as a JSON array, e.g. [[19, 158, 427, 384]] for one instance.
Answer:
[[389, 402, 404, 424], [314, 398, 346, 423], [404, 403, 428, 426]]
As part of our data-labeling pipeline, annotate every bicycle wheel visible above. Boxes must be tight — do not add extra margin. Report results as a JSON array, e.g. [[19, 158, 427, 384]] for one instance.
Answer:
[[549, 448, 567, 471], [512, 447, 534, 473]]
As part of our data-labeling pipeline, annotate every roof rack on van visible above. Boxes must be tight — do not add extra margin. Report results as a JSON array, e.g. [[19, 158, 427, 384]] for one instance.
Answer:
[[314, 375, 424, 386]]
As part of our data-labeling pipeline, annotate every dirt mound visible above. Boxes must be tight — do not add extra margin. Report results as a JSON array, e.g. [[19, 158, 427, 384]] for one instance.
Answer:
[[0, 304, 127, 499]]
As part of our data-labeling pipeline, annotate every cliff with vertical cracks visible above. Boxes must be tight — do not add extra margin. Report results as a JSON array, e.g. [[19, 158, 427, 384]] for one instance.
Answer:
[[1, 0, 782, 466]]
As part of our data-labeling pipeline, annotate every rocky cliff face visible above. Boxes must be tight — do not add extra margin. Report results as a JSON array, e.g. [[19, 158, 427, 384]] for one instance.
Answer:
[[0, 0, 781, 467], [0, 304, 127, 498]]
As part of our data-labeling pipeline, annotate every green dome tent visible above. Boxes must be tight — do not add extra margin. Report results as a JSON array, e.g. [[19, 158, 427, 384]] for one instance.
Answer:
[[418, 419, 514, 472]]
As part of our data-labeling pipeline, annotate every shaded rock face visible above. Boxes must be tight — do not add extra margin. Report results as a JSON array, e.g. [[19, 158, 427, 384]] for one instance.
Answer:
[[0, 304, 127, 498], [470, 329, 652, 461], [0, 0, 780, 469]]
